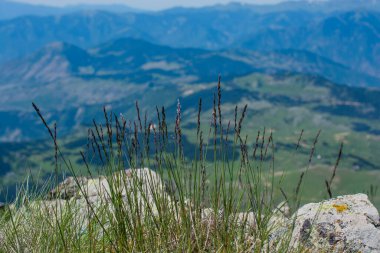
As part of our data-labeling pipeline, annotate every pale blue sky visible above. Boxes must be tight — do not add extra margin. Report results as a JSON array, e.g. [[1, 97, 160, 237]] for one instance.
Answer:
[[11, 0, 288, 10]]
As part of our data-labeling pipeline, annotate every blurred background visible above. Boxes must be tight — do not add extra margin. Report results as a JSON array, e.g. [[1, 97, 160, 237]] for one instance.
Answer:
[[0, 0, 380, 205]]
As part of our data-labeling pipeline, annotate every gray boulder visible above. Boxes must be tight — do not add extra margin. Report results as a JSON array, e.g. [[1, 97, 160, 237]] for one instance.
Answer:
[[289, 194, 380, 252], [74, 168, 171, 217], [48, 176, 88, 200], [0, 168, 173, 248]]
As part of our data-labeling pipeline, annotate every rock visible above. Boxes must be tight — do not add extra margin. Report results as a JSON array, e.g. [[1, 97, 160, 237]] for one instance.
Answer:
[[235, 203, 290, 230], [79, 176, 110, 200], [268, 201, 291, 235], [201, 208, 223, 223], [273, 201, 290, 218], [236, 212, 256, 228], [289, 194, 380, 252], [0, 202, 5, 209], [47, 168, 166, 204], [0, 168, 172, 246], [75, 168, 170, 217], [48, 176, 88, 200], [6, 168, 380, 253], [200, 209, 257, 232]]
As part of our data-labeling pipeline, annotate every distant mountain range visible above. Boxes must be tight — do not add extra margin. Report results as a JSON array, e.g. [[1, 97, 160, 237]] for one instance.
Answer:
[[0, 0, 142, 20], [3, 0, 380, 20], [240, 11, 380, 80], [2, 37, 379, 88], [0, 2, 380, 86], [244, 0, 380, 13]]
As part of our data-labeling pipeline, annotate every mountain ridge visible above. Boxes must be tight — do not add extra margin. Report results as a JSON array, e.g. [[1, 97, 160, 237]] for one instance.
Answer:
[[2, 37, 379, 88], [0, 0, 142, 20], [1, 7, 379, 86], [3, 0, 380, 20]]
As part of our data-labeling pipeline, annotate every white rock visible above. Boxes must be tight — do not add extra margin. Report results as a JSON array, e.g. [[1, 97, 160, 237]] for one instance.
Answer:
[[273, 201, 291, 218], [289, 194, 380, 252], [73, 168, 170, 216], [236, 212, 256, 228], [49, 176, 88, 199], [1, 168, 172, 242]]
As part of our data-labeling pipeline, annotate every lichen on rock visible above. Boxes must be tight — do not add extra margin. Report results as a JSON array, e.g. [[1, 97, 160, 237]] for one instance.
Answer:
[[287, 194, 380, 253]]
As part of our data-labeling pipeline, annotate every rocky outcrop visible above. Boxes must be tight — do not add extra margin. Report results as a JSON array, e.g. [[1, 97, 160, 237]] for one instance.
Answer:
[[49, 168, 170, 218], [1, 168, 379, 252], [286, 194, 380, 252], [46, 175, 380, 252], [49, 168, 164, 201], [3, 168, 171, 233]]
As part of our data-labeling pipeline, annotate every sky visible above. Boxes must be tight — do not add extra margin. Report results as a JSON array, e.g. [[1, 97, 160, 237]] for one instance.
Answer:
[[10, 0, 289, 10]]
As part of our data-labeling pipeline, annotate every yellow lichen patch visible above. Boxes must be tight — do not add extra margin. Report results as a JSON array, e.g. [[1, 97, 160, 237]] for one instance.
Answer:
[[333, 204, 349, 213]]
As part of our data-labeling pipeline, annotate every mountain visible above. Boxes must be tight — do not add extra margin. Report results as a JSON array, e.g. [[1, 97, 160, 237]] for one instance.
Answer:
[[1, 37, 379, 87], [0, 9, 315, 62], [241, 11, 380, 80], [246, 0, 380, 13], [0, 11, 148, 63], [0, 37, 380, 141], [0, 42, 92, 83], [3, 0, 379, 21], [0, 1, 61, 20], [0, 0, 141, 20], [0, 38, 258, 142], [0, 6, 380, 87], [0, 38, 255, 85]]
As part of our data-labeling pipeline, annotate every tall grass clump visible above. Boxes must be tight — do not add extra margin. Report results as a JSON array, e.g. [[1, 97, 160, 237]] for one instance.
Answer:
[[0, 77, 340, 252]]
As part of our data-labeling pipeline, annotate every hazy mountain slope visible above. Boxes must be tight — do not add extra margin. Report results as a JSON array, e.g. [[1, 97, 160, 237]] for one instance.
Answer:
[[247, 0, 380, 13], [0, 11, 151, 62], [241, 11, 380, 79], [0, 38, 256, 85], [0, 37, 379, 142], [1, 6, 379, 86], [0, 0, 141, 20], [0, 0, 61, 20], [0, 42, 93, 83], [3, 0, 380, 21], [229, 49, 380, 87], [0, 9, 316, 61], [1, 37, 378, 88]]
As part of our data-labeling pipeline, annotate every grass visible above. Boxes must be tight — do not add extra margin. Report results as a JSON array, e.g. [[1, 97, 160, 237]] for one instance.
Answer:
[[0, 79, 365, 252], [2, 71, 380, 204]]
